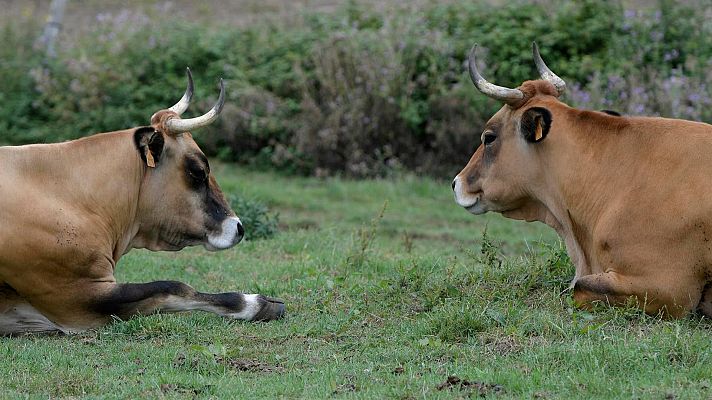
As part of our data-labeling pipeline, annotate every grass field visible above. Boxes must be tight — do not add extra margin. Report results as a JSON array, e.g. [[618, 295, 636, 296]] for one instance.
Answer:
[[1, 165, 711, 399]]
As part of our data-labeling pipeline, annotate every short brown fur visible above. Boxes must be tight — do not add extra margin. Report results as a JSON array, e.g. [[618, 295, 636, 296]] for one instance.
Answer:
[[455, 79, 712, 318], [0, 102, 283, 334]]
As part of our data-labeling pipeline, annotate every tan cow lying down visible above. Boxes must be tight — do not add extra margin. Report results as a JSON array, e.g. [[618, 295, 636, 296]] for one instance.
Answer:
[[0, 70, 284, 335], [453, 43, 712, 318]]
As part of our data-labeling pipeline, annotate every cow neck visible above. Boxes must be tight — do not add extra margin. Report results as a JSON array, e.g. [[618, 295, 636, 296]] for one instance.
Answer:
[[532, 106, 623, 283], [59, 130, 143, 263]]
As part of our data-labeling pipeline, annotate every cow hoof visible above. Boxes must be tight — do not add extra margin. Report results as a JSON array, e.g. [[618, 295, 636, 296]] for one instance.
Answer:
[[251, 296, 286, 322]]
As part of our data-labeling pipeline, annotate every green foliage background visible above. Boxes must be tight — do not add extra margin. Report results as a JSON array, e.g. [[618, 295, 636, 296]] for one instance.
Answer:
[[2, 0, 711, 176]]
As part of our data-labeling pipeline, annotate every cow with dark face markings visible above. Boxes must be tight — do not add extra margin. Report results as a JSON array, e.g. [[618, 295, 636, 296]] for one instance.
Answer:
[[0, 70, 284, 335], [453, 43, 712, 319]]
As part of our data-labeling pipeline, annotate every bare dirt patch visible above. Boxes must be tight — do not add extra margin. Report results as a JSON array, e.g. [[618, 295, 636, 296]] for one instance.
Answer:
[[436, 376, 505, 397], [220, 357, 286, 373]]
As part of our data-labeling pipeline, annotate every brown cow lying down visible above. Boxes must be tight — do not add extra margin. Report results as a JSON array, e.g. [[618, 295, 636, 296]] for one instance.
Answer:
[[0, 70, 284, 335], [453, 43, 712, 319]]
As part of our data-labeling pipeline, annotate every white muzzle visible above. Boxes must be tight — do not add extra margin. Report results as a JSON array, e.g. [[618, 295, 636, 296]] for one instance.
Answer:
[[452, 176, 486, 215], [206, 217, 244, 251]]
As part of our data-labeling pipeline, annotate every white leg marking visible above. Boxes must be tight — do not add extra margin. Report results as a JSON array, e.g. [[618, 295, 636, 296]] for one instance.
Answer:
[[159, 296, 211, 313], [225, 294, 261, 320], [159, 294, 261, 321]]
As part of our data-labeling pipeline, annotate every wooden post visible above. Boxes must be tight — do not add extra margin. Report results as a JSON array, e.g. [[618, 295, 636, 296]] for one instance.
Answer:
[[38, 0, 68, 58]]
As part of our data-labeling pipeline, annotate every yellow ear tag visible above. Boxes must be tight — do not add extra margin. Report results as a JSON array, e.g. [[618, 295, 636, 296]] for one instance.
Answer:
[[534, 118, 544, 141], [145, 148, 156, 168]]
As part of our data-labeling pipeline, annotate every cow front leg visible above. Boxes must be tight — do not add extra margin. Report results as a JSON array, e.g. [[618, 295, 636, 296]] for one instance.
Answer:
[[92, 281, 285, 323], [572, 271, 700, 318]]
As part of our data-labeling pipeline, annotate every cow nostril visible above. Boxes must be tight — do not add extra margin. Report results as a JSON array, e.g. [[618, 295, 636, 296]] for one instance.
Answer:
[[237, 221, 245, 238], [451, 179, 456, 191]]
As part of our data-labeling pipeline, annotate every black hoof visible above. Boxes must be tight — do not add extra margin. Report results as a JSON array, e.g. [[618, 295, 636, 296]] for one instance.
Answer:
[[251, 296, 286, 322]]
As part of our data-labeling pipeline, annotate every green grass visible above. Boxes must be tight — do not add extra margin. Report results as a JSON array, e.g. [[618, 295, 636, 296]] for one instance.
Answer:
[[2, 165, 711, 399]]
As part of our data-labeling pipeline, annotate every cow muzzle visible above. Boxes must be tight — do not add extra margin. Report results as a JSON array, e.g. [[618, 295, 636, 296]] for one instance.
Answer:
[[452, 176, 486, 215], [205, 217, 244, 251]]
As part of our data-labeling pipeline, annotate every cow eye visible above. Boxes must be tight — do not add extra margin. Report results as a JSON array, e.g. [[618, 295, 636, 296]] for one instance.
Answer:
[[186, 162, 207, 183], [483, 132, 497, 146], [189, 168, 207, 182]]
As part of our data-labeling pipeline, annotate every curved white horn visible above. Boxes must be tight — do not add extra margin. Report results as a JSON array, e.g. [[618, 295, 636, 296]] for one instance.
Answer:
[[168, 67, 194, 115], [165, 78, 226, 134], [468, 44, 524, 104], [532, 42, 566, 96]]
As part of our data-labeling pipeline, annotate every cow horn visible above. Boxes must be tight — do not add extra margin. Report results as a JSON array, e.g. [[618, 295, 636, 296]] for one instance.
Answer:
[[165, 78, 226, 134], [468, 44, 524, 104], [168, 67, 194, 116], [532, 42, 566, 96]]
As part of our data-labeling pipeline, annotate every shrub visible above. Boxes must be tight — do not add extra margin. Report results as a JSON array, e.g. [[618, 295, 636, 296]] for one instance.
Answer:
[[0, 18, 45, 144], [229, 195, 279, 241], [2, 0, 712, 176]]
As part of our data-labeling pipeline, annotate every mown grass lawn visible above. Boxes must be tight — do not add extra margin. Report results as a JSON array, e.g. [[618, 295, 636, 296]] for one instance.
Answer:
[[1, 165, 711, 399]]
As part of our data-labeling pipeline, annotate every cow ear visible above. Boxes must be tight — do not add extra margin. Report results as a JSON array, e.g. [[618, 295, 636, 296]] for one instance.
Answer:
[[133, 127, 165, 168], [521, 107, 552, 143]]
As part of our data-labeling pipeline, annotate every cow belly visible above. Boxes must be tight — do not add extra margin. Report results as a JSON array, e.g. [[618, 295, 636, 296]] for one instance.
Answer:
[[584, 202, 710, 313], [0, 302, 64, 335], [0, 285, 64, 335]]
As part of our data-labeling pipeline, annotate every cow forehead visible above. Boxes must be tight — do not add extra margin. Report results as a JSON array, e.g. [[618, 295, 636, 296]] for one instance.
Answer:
[[172, 132, 204, 154], [174, 132, 194, 146], [486, 95, 560, 132], [485, 106, 515, 131]]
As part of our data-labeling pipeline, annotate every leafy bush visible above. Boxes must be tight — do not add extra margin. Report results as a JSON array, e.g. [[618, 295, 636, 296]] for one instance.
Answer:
[[229, 195, 279, 241], [2, 0, 712, 176], [0, 19, 45, 144]]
